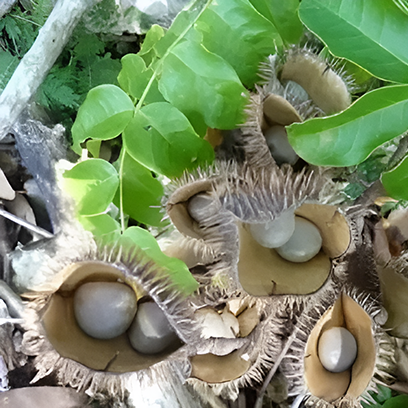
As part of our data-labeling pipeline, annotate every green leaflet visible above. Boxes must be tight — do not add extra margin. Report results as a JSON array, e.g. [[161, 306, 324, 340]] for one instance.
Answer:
[[159, 39, 248, 133], [362, 385, 408, 408], [123, 102, 214, 178], [195, 0, 283, 87], [71, 84, 134, 154], [113, 152, 164, 227], [138, 24, 165, 66], [382, 156, 408, 200], [287, 85, 408, 166], [0, 50, 19, 93], [249, 0, 303, 45], [78, 214, 121, 239], [123, 227, 198, 295], [62, 159, 119, 216], [154, 0, 212, 58], [299, 0, 408, 83], [117, 54, 165, 104]]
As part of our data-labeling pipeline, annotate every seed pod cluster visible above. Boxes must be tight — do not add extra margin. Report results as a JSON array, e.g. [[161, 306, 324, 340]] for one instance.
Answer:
[[159, 47, 400, 407], [13, 46, 401, 408]]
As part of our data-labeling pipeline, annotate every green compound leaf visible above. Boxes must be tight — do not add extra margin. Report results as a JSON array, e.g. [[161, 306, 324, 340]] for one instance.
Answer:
[[159, 39, 248, 133], [249, 0, 303, 45], [62, 159, 119, 216], [382, 156, 408, 200], [195, 0, 283, 87], [113, 152, 164, 227], [287, 85, 408, 166], [123, 226, 198, 295], [299, 0, 408, 83], [117, 54, 164, 104], [71, 84, 134, 154], [123, 102, 214, 178]]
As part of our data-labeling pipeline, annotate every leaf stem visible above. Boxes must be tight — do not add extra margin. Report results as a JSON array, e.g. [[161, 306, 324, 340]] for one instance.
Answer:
[[118, 0, 213, 231], [135, 0, 213, 113], [119, 150, 126, 233]]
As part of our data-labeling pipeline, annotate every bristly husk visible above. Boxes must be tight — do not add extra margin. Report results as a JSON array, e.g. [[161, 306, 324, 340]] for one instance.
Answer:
[[20, 237, 203, 406], [377, 248, 408, 339], [258, 46, 352, 118], [215, 163, 322, 224]]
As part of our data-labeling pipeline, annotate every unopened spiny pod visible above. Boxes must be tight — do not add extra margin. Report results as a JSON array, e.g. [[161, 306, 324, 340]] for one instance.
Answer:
[[280, 290, 396, 408], [19, 237, 205, 407]]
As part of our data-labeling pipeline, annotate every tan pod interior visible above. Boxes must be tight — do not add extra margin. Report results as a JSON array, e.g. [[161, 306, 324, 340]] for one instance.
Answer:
[[42, 262, 181, 373], [238, 204, 350, 296], [304, 293, 376, 402], [190, 350, 251, 383]]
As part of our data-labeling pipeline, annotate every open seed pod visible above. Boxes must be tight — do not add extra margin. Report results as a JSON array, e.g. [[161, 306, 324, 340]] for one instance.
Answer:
[[280, 290, 396, 408], [214, 163, 352, 299], [164, 165, 243, 291], [253, 48, 352, 167], [20, 238, 204, 407], [260, 48, 352, 118]]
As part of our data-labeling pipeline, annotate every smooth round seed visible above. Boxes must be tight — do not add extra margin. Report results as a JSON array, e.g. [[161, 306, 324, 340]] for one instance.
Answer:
[[275, 217, 322, 262], [74, 281, 137, 340], [249, 208, 296, 248], [318, 327, 358, 373], [128, 301, 179, 354], [264, 125, 298, 165]]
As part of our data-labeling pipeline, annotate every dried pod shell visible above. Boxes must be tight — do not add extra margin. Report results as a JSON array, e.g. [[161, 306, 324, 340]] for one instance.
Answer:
[[21, 239, 202, 406], [164, 165, 243, 288], [304, 293, 375, 401], [263, 93, 302, 128], [187, 297, 288, 401], [190, 350, 251, 383]]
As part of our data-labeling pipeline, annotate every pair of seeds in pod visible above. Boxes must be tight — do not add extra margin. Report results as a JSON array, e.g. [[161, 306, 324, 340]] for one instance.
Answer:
[[73, 281, 178, 355], [249, 209, 323, 263]]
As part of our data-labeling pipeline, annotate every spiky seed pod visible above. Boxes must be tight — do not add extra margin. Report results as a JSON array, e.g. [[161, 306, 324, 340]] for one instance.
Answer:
[[280, 290, 397, 408], [213, 163, 351, 298], [377, 250, 408, 339], [259, 47, 352, 118], [163, 164, 244, 292], [20, 238, 203, 407], [246, 47, 353, 168]]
